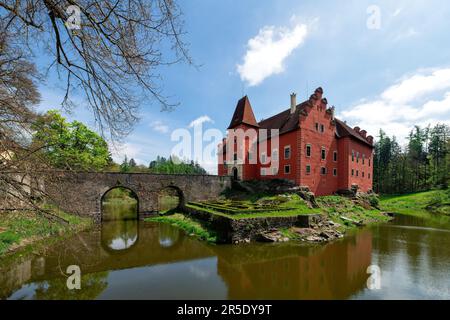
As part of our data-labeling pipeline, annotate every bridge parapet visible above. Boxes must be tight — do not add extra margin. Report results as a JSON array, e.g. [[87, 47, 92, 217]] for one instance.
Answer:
[[42, 172, 231, 223]]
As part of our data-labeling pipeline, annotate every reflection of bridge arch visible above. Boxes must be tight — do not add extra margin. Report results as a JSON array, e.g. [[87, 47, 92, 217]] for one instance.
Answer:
[[100, 220, 140, 254], [158, 223, 182, 249]]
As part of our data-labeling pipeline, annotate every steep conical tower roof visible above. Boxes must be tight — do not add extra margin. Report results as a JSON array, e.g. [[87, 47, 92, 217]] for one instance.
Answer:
[[227, 96, 259, 129]]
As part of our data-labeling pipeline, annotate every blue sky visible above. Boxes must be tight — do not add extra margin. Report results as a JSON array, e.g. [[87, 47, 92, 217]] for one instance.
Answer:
[[36, 0, 450, 173]]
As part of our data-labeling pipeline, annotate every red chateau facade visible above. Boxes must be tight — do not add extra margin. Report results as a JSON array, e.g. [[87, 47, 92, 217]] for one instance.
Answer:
[[218, 88, 375, 196]]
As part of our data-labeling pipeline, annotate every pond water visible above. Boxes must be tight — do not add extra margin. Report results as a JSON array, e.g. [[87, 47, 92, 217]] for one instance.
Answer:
[[1, 207, 449, 299]]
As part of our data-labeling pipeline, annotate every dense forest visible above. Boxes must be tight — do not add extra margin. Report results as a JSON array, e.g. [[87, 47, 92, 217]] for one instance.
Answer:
[[115, 155, 208, 175], [373, 124, 449, 194]]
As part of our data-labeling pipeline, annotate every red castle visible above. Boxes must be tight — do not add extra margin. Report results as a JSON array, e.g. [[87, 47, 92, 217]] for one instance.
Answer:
[[218, 88, 374, 196]]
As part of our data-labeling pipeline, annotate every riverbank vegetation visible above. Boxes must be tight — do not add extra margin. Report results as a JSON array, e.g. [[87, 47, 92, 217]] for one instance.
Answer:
[[146, 213, 217, 243], [150, 192, 391, 244], [188, 193, 388, 224], [0, 208, 91, 255], [380, 189, 450, 217]]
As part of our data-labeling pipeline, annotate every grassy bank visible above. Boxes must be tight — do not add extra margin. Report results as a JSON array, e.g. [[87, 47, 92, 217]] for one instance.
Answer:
[[188, 193, 388, 225], [380, 189, 450, 217], [0, 207, 92, 255], [145, 213, 217, 243], [148, 193, 390, 244], [316, 195, 391, 228]]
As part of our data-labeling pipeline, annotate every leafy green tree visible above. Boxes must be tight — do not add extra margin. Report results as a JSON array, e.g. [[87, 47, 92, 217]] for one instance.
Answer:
[[147, 155, 207, 174], [32, 110, 111, 170]]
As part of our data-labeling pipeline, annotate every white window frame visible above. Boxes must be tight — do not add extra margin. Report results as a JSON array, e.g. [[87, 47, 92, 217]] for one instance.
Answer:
[[284, 145, 291, 160], [284, 165, 291, 174], [271, 166, 278, 176], [321, 167, 327, 175], [306, 164, 311, 175], [306, 144, 312, 158], [321, 147, 326, 161], [333, 151, 337, 162], [333, 168, 337, 176]]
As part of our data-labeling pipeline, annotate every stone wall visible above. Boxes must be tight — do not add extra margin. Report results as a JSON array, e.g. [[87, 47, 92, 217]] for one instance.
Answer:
[[184, 205, 324, 243], [43, 171, 231, 223]]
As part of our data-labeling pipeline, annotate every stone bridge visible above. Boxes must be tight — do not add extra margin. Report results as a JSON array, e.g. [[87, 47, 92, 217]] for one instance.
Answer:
[[43, 171, 231, 223]]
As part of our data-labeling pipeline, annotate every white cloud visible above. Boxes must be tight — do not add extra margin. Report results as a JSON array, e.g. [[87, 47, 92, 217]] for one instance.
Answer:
[[237, 22, 308, 86], [339, 68, 450, 145], [150, 121, 169, 134], [381, 68, 450, 104], [110, 142, 142, 163], [188, 115, 214, 128]]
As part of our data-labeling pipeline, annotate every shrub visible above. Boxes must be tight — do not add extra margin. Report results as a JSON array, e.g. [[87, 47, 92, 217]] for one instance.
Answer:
[[369, 194, 379, 208]]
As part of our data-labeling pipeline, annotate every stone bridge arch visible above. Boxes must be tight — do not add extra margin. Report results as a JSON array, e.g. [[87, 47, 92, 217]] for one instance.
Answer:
[[43, 172, 231, 223], [100, 185, 140, 221]]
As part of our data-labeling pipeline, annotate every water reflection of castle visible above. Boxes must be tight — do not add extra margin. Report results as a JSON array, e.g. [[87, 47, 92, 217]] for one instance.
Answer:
[[215, 232, 372, 299]]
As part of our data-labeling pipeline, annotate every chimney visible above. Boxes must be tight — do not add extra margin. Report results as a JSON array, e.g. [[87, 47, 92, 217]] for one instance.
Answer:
[[360, 130, 367, 138], [290, 93, 297, 114], [354, 126, 360, 133], [367, 135, 374, 145]]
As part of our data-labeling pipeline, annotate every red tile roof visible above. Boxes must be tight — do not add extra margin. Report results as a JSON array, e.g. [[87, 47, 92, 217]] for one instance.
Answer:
[[258, 101, 309, 135], [227, 96, 259, 129], [335, 119, 373, 147], [228, 92, 373, 147]]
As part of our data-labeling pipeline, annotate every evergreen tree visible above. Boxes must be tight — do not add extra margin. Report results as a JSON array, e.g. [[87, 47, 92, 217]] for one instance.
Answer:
[[374, 124, 449, 194], [129, 158, 137, 168], [120, 156, 130, 173]]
